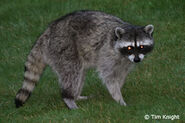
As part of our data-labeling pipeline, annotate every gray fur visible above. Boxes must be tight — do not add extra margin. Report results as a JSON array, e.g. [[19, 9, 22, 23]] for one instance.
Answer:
[[15, 10, 154, 109]]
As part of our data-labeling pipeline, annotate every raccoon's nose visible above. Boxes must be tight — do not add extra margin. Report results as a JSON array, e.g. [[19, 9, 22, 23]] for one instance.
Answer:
[[134, 57, 140, 63]]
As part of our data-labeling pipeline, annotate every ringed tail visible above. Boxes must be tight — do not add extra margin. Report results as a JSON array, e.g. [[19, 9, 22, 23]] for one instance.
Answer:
[[15, 45, 46, 108]]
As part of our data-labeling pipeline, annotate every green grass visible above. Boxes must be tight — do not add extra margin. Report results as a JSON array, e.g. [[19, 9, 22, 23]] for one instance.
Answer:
[[0, 0, 185, 122]]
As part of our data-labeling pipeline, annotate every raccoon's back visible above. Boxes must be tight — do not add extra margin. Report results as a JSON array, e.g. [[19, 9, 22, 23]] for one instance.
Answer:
[[49, 10, 126, 36], [52, 10, 124, 26], [47, 10, 126, 49]]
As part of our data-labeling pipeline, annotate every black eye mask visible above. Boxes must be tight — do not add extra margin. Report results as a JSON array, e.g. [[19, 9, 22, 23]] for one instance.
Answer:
[[119, 47, 134, 55], [119, 45, 153, 56], [139, 45, 153, 54]]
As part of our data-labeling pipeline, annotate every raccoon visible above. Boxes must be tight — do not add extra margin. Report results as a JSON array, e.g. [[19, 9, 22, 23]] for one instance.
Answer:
[[15, 10, 154, 109]]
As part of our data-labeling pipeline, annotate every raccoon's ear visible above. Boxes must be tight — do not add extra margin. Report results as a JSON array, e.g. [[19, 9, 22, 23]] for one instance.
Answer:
[[144, 24, 154, 35], [115, 27, 125, 39]]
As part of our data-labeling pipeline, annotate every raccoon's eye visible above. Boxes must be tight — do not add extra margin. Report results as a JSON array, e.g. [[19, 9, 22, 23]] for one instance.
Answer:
[[127, 46, 132, 50], [140, 45, 144, 49]]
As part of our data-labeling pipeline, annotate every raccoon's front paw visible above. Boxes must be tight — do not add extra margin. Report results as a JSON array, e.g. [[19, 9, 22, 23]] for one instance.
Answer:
[[120, 99, 127, 106], [15, 98, 24, 108]]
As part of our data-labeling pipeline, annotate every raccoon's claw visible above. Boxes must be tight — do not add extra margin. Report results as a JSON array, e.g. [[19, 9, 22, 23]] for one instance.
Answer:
[[63, 98, 78, 109], [15, 98, 23, 108]]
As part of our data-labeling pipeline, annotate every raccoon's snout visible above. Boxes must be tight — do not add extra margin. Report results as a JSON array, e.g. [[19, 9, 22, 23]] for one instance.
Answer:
[[128, 54, 144, 63], [134, 56, 140, 63]]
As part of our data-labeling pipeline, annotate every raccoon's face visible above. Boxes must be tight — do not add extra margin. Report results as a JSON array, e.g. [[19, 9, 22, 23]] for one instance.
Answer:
[[114, 25, 154, 63]]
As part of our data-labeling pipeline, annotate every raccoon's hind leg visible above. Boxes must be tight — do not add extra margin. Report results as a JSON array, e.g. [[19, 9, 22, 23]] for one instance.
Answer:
[[15, 46, 46, 108], [77, 96, 88, 100], [54, 61, 85, 109]]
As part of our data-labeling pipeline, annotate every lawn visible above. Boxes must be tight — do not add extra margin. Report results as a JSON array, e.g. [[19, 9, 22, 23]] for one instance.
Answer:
[[0, 0, 184, 122]]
